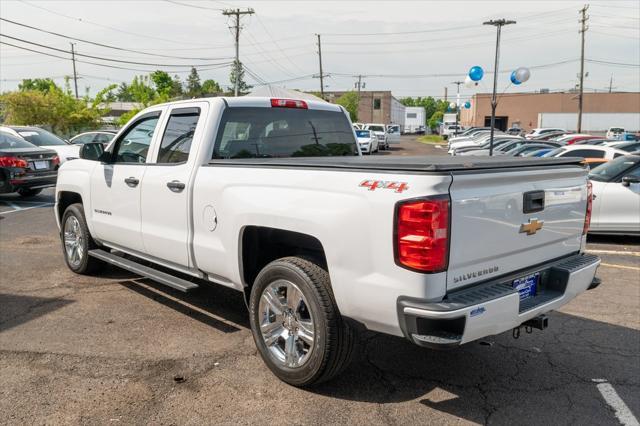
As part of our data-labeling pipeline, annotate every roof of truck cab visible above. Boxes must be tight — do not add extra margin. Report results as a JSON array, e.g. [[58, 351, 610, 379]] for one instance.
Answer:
[[149, 96, 342, 112], [208, 155, 585, 173]]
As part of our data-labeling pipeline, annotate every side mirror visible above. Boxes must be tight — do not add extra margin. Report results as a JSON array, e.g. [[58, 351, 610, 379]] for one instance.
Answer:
[[80, 142, 107, 162], [621, 175, 640, 187]]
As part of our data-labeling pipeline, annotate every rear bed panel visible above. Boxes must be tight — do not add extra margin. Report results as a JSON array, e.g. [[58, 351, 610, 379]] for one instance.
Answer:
[[447, 166, 587, 290]]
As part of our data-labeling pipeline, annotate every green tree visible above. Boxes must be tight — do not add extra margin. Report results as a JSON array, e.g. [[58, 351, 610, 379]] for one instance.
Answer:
[[228, 60, 252, 95], [116, 82, 134, 101], [129, 75, 156, 106], [335, 91, 359, 122], [18, 78, 59, 93], [202, 79, 222, 96], [186, 67, 202, 98], [171, 74, 183, 98], [428, 110, 444, 131], [150, 70, 173, 97]]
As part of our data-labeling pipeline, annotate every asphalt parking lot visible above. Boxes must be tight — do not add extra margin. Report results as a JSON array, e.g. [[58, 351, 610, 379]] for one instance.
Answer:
[[1, 137, 638, 425]]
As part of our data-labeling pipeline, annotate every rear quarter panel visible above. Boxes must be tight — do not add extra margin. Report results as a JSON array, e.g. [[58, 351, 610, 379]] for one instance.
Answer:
[[192, 165, 451, 336]]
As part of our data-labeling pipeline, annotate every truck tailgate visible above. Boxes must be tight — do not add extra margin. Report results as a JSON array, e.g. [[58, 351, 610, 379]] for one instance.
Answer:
[[447, 166, 587, 290]]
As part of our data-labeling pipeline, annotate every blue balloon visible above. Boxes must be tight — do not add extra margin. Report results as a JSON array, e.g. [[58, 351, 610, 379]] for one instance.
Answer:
[[469, 66, 484, 81], [510, 70, 521, 85], [464, 101, 471, 109]]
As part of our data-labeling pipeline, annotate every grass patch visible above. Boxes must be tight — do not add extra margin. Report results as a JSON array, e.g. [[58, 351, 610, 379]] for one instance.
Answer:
[[418, 135, 445, 144]]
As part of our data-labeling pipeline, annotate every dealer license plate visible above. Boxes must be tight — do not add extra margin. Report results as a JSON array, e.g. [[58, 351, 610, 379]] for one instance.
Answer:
[[33, 161, 48, 170], [512, 273, 539, 301]]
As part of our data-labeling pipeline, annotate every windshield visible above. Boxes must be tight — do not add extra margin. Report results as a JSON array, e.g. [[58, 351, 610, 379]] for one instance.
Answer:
[[212, 107, 358, 159], [0, 132, 38, 149], [609, 128, 624, 133], [367, 125, 385, 132], [589, 155, 639, 182], [16, 128, 67, 146], [355, 130, 371, 138]]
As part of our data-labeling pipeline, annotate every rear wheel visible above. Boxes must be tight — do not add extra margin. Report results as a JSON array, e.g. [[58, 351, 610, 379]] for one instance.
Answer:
[[17, 188, 42, 197], [249, 257, 355, 387], [61, 203, 103, 274]]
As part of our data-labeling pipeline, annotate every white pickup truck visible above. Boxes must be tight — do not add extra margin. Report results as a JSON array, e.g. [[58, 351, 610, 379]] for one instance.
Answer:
[[55, 97, 600, 386]]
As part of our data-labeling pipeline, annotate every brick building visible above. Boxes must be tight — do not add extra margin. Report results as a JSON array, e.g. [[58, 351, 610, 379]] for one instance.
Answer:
[[324, 91, 405, 125], [459, 92, 640, 132]]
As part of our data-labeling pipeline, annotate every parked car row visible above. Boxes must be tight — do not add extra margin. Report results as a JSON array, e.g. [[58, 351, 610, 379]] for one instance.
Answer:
[[352, 122, 401, 153], [0, 126, 117, 197]]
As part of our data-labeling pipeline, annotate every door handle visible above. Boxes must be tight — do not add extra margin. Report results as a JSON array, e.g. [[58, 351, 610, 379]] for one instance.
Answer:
[[166, 180, 185, 192], [124, 177, 139, 187]]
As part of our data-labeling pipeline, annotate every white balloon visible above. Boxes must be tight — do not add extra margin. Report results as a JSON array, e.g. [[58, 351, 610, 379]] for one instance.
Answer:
[[515, 67, 531, 83], [464, 75, 477, 88], [449, 102, 457, 109]]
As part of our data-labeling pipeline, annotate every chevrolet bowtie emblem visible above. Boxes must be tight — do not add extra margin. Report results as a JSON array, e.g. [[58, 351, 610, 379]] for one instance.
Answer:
[[520, 218, 544, 235]]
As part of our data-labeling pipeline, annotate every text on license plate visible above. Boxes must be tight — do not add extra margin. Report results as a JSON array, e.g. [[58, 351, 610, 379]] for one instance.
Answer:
[[512, 272, 539, 301], [33, 161, 48, 169]]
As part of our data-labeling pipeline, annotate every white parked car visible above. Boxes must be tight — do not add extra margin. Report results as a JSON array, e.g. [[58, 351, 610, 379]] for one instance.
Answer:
[[448, 134, 519, 155], [70, 131, 117, 145], [363, 123, 388, 150], [588, 155, 640, 235], [543, 145, 628, 161], [355, 129, 379, 154], [442, 124, 463, 139], [54, 96, 600, 386], [386, 124, 401, 145], [525, 128, 566, 140], [352, 122, 364, 130], [0, 126, 80, 163], [605, 127, 626, 141]]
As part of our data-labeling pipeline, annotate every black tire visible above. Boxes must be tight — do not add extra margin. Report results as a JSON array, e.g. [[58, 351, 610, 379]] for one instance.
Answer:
[[17, 188, 42, 197], [60, 203, 103, 274], [249, 257, 355, 387]]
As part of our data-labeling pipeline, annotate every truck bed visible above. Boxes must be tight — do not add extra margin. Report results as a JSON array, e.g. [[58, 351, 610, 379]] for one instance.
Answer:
[[208, 155, 584, 173]]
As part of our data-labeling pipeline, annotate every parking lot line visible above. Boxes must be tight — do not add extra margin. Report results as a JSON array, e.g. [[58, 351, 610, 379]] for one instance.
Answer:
[[600, 263, 640, 271], [593, 379, 639, 426], [0, 203, 53, 215], [587, 249, 640, 257]]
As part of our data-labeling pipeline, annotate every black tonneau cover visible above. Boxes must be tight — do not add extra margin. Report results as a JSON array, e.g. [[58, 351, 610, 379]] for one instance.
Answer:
[[208, 155, 585, 173]]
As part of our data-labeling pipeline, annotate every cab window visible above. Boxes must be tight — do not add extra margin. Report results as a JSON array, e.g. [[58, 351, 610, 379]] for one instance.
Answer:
[[111, 114, 160, 164], [157, 108, 201, 164]]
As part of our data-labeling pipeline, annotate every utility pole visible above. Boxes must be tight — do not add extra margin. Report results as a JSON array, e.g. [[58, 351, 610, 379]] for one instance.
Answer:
[[444, 86, 448, 102], [316, 34, 325, 100], [608, 74, 613, 93], [223, 8, 255, 97], [70, 42, 78, 99], [483, 18, 516, 156], [451, 81, 463, 136], [577, 4, 589, 132], [355, 75, 365, 120]]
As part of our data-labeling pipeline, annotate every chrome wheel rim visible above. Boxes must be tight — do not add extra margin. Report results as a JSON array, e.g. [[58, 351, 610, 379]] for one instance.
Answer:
[[63, 216, 84, 267], [258, 280, 315, 368]]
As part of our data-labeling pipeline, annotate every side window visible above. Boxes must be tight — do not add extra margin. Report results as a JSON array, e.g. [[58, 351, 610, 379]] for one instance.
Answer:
[[157, 108, 201, 164], [565, 149, 605, 159], [72, 134, 94, 144], [93, 133, 114, 144], [112, 115, 160, 164]]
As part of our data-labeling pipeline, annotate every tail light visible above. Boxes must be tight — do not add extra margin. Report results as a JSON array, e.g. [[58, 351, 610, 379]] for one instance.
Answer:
[[52, 155, 60, 166], [583, 180, 592, 235], [0, 156, 28, 168], [395, 196, 450, 273], [270, 98, 308, 109]]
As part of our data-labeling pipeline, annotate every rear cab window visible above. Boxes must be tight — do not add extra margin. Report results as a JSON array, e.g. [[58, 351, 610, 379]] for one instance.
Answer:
[[212, 107, 357, 159]]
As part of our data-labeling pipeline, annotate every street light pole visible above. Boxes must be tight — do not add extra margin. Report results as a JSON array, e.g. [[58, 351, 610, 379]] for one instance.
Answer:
[[451, 81, 463, 136], [483, 19, 516, 156]]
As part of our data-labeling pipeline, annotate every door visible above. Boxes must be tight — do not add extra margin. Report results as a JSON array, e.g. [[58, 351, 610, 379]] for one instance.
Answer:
[[140, 105, 205, 267], [89, 112, 161, 252], [387, 125, 401, 144], [596, 166, 640, 232]]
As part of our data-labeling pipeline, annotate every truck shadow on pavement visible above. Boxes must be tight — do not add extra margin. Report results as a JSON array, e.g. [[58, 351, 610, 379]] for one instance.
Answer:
[[0, 293, 73, 333], [312, 312, 639, 424]]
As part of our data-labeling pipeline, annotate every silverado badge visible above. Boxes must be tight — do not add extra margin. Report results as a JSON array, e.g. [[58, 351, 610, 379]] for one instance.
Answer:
[[520, 218, 544, 235]]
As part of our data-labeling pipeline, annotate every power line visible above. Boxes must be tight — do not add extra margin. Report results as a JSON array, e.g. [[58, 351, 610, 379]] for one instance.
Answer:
[[255, 15, 308, 74], [18, 0, 214, 47], [0, 17, 233, 61], [0, 34, 231, 67], [0, 40, 233, 73], [164, 0, 224, 11]]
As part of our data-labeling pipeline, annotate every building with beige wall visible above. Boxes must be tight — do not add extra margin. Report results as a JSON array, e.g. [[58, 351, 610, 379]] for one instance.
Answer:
[[459, 92, 640, 132], [324, 91, 404, 125]]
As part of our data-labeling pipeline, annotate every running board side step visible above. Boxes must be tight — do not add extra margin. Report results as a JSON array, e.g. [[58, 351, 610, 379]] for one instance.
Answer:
[[88, 249, 200, 293]]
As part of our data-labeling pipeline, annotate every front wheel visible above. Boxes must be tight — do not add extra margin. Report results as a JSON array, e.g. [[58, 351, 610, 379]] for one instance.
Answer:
[[61, 203, 103, 274], [249, 257, 355, 387]]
